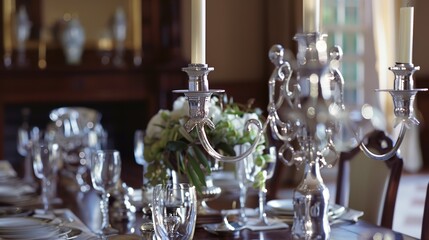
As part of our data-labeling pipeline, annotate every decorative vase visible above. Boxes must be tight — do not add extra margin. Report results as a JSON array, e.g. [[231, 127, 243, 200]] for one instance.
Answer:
[[111, 7, 127, 67], [61, 18, 85, 65], [15, 5, 31, 67], [292, 155, 330, 240]]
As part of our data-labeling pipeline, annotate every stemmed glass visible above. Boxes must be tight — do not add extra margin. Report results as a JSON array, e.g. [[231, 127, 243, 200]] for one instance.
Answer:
[[134, 129, 155, 213], [17, 125, 37, 185], [152, 183, 197, 240], [134, 129, 147, 186], [234, 144, 251, 224], [32, 139, 61, 215], [90, 150, 122, 237], [243, 146, 277, 226]]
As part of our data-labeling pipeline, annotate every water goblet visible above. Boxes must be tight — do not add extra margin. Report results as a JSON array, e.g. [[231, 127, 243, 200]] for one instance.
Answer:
[[134, 129, 147, 185], [243, 146, 277, 226], [91, 150, 122, 237], [32, 140, 61, 215], [152, 183, 197, 240]]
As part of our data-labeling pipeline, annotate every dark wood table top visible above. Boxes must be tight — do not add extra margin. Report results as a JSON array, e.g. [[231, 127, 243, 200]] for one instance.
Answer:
[[55, 176, 418, 240], [0, 158, 417, 240]]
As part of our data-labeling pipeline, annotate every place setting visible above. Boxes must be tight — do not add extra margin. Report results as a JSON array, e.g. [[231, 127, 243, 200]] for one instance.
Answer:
[[265, 198, 364, 226], [0, 208, 88, 240]]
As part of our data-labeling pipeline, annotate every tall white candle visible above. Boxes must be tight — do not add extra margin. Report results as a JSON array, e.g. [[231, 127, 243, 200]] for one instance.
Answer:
[[191, 0, 206, 64], [398, 6, 414, 63], [303, 0, 320, 32]]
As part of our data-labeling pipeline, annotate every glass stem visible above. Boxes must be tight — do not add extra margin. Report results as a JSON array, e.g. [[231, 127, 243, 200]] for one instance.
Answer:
[[23, 153, 34, 183], [142, 166, 145, 186], [42, 178, 51, 214], [258, 187, 268, 224], [100, 192, 110, 230], [239, 183, 247, 222]]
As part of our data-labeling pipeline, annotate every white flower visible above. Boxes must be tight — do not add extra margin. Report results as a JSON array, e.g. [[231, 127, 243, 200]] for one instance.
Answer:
[[146, 109, 170, 139], [243, 113, 264, 141], [171, 97, 189, 119], [209, 99, 222, 124]]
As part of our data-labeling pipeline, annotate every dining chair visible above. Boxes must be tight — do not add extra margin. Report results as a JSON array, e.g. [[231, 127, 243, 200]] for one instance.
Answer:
[[335, 130, 403, 229], [422, 182, 429, 240]]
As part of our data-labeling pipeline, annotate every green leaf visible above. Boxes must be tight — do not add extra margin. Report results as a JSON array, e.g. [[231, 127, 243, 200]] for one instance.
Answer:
[[215, 142, 236, 156], [185, 163, 203, 193], [166, 140, 188, 152], [191, 145, 211, 173], [178, 126, 194, 142], [187, 153, 207, 187]]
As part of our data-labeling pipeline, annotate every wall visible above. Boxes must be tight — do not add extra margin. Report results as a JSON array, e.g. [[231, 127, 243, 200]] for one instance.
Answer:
[[181, 0, 293, 84], [414, 0, 429, 76]]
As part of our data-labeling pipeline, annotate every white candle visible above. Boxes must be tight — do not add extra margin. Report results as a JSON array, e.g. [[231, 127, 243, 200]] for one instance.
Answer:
[[303, 0, 320, 32], [191, 0, 206, 64], [398, 6, 414, 63]]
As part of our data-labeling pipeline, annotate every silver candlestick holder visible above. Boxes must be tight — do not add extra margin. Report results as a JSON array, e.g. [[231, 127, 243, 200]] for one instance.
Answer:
[[266, 29, 426, 238], [176, 27, 426, 239], [175, 64, 269, 162]]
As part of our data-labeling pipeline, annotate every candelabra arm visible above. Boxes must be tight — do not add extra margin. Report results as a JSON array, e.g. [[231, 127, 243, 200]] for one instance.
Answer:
[[359, 123, 406, 161], [178, 63, 271, 162], [196, 117, 270, 162]]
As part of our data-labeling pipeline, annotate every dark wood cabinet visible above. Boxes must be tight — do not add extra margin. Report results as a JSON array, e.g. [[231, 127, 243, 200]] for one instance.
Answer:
[[0, 0, 187, 164]]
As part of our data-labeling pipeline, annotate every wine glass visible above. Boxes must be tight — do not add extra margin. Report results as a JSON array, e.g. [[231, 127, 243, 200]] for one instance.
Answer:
[[243, 146, 277, 226], [32, 139, 61, 215], [234, 144, 251, 224], [17, 125, 35, 184], [90, 150, 122, 237], [134, 129, 147, 185], [152, 183, 197, 240]]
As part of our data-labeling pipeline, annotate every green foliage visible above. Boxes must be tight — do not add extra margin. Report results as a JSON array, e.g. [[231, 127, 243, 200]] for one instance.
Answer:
[[143, 96, 268, 192]]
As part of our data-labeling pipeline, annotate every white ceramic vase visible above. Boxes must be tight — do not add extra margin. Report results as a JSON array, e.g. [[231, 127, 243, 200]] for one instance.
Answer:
[[61, 18, 85, 65]]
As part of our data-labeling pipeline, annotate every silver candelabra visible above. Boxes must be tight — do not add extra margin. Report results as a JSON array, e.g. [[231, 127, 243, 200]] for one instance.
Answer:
[[177, 28, 425, 238]]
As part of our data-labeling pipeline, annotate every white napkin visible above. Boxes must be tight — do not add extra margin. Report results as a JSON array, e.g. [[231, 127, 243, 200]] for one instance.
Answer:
[[244, 217, 289, 231]]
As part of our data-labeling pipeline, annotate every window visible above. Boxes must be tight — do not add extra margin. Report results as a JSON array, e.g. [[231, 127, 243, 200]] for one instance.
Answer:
[[322, 0, 366, 105]]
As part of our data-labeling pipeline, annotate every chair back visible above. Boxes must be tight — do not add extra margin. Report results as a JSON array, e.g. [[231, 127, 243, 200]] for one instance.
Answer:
[[335, 130, 403, 229], [422, 182, 429, 240]]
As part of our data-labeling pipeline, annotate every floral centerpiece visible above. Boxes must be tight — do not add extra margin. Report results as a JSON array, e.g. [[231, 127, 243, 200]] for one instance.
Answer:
[[143, 95, 273, 192]]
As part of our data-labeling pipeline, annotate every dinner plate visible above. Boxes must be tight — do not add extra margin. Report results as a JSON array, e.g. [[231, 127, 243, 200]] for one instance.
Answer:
[[0, 206, 33, 217], [0, 217, 62, 239], [109, 234, 143, 240], [267, 199, 294, 215], [0, 184, 36, 197], [267, 199, 346, 219], [66, 227, 83, 239], [203, 221, 244, 236], [328, 204, 346, 219]]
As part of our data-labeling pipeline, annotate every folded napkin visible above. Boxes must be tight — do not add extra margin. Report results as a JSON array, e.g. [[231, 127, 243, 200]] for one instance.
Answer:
[[244, 217, 289, 231]]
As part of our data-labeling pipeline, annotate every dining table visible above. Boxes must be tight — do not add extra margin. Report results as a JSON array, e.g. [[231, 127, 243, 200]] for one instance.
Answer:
[[0, 160, 418, 240]]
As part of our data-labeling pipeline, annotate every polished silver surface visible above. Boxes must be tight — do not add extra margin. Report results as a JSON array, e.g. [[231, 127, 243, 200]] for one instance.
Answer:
[[292, 154, 330, 240], [177, 64, 268, 162], [175, 14, 423, 239]]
